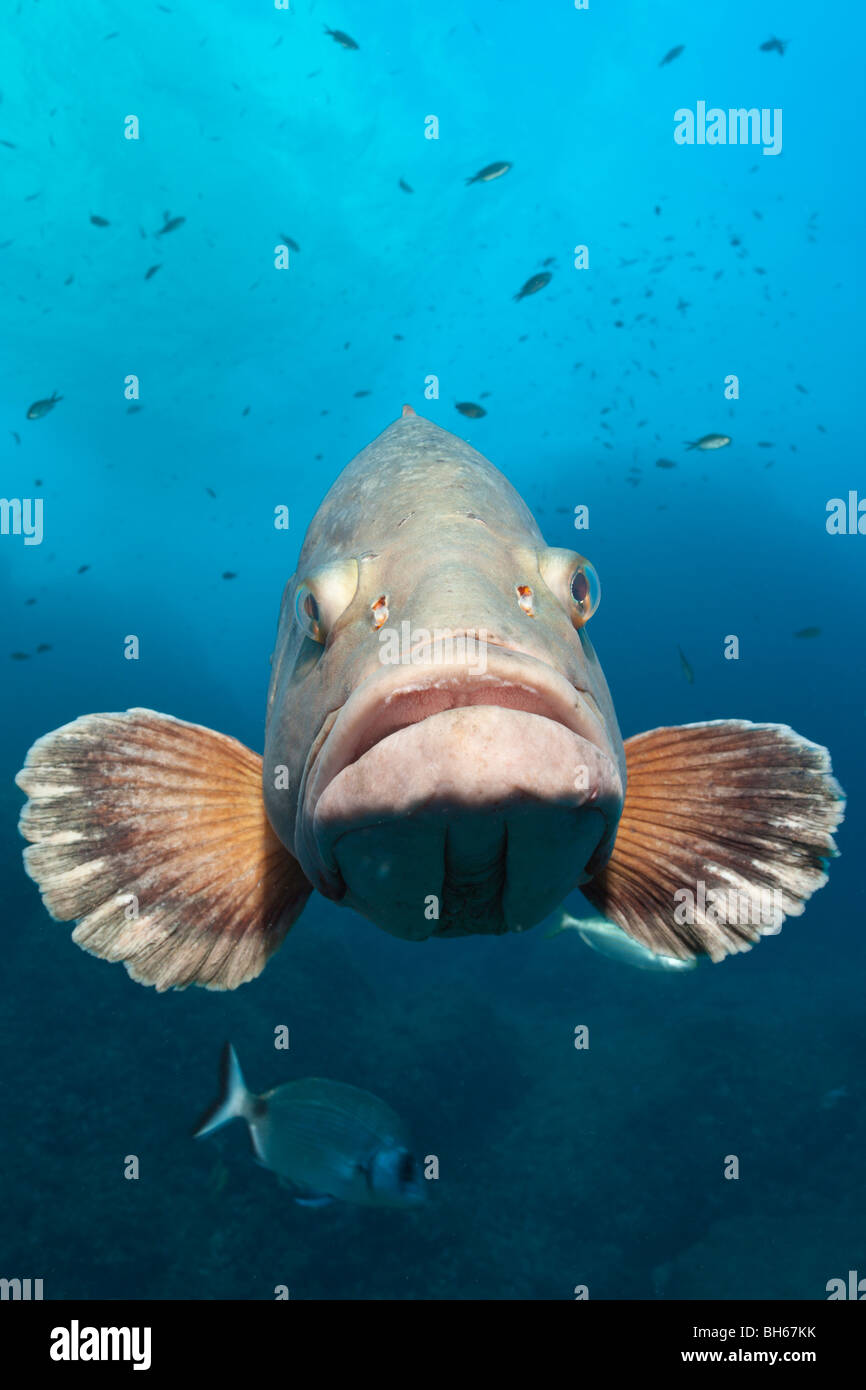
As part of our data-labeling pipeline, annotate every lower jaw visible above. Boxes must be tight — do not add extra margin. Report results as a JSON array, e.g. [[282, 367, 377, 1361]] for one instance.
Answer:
[[319, 802, 609, 941], [300, 704, 622, 938]]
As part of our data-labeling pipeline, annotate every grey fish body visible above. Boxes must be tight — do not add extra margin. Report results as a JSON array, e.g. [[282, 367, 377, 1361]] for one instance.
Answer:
[[548, 911, 697, 972], [195, 1045, 422, 1208], [325, 27, 359, 50], [684, 433, 730, 450], [514, 271, 552, 300], [26, 391, 62, 419], [466, 161, 511, 185]]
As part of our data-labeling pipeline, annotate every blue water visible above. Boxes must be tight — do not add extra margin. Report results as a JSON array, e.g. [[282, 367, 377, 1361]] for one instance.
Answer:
[[2, 0, 863, 1300]]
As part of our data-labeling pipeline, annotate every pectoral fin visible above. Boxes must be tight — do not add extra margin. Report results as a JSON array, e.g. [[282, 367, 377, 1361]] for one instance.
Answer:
[[581, 721, 845, 963], [16, 708, 312, 990]]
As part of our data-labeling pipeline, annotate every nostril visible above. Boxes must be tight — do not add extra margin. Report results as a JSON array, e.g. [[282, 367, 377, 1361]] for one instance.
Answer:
[[516, 585, 535, 617], [371, 596, 389, 629]]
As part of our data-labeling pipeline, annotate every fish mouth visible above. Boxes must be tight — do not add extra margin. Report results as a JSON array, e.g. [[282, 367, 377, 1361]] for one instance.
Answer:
[[296, 642, 624, 937]]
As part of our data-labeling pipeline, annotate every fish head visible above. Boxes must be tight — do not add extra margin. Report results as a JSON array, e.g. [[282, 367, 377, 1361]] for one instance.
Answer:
[[365, 1144, 426, 1207], [264, 414, 625, 941]]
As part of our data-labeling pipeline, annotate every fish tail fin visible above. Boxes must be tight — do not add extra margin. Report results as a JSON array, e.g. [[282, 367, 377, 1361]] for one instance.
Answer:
[[193, 1043, 253, 1139], [464, 176, 477, 185], [16, 708, 312, 991], [544, 909, 578, 939], [683, 440, 697, 450], [581, 721, 845, 963]]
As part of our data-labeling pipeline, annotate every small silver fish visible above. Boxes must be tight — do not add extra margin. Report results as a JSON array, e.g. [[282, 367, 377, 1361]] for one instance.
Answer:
[[514, 271, 552, 301], [26, 391, 62, 420], [684, 434, 731, 451], [547, 911, 697, 972], [157, 212, 185, 235], [194, 1044, 425, 1209], [677, 645, 694, 685], [324, 26, 359, 50], [465, 161, 511, 185]]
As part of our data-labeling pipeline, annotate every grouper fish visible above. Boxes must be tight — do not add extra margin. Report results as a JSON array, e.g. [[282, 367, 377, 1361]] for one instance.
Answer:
[[16, 408, 844, 990]]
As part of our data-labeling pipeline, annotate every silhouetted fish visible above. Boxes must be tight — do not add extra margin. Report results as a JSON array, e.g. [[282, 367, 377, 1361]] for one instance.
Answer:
[[157, 212, 185, 235], [26, 392, 62, 420], [659, 45, 684, 66], [677, 645, 694, 684], [324, 26, 358, 50], [514, 271, 552, 301], [455, 402, 486, 419], [465, 161, 511, 185]]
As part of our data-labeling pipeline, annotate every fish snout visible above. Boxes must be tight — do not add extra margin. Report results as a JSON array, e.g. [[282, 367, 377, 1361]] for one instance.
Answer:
[[296, 652, 624, 940], [368, 1146, 426, 1206]]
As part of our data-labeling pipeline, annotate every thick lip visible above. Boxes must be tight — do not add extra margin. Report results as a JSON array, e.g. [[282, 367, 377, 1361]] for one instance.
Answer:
[[296, 641, 614, 891]]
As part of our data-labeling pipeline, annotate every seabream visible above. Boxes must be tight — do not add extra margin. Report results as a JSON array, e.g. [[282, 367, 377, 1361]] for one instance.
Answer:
[[194, 1043, 423, 1208]]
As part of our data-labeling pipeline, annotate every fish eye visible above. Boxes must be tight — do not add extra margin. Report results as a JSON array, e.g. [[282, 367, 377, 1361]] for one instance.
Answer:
[[537, 548, 601, 628], [398, 1151, 416, 1184], [295, 584, 323, 642], [569, 562, 600, 623], [292, 558, 360, 645]]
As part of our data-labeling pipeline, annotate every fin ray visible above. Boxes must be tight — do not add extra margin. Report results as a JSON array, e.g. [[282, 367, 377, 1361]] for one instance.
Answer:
[[17, 709, 312, 990], [582, 721, 845, 962]]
